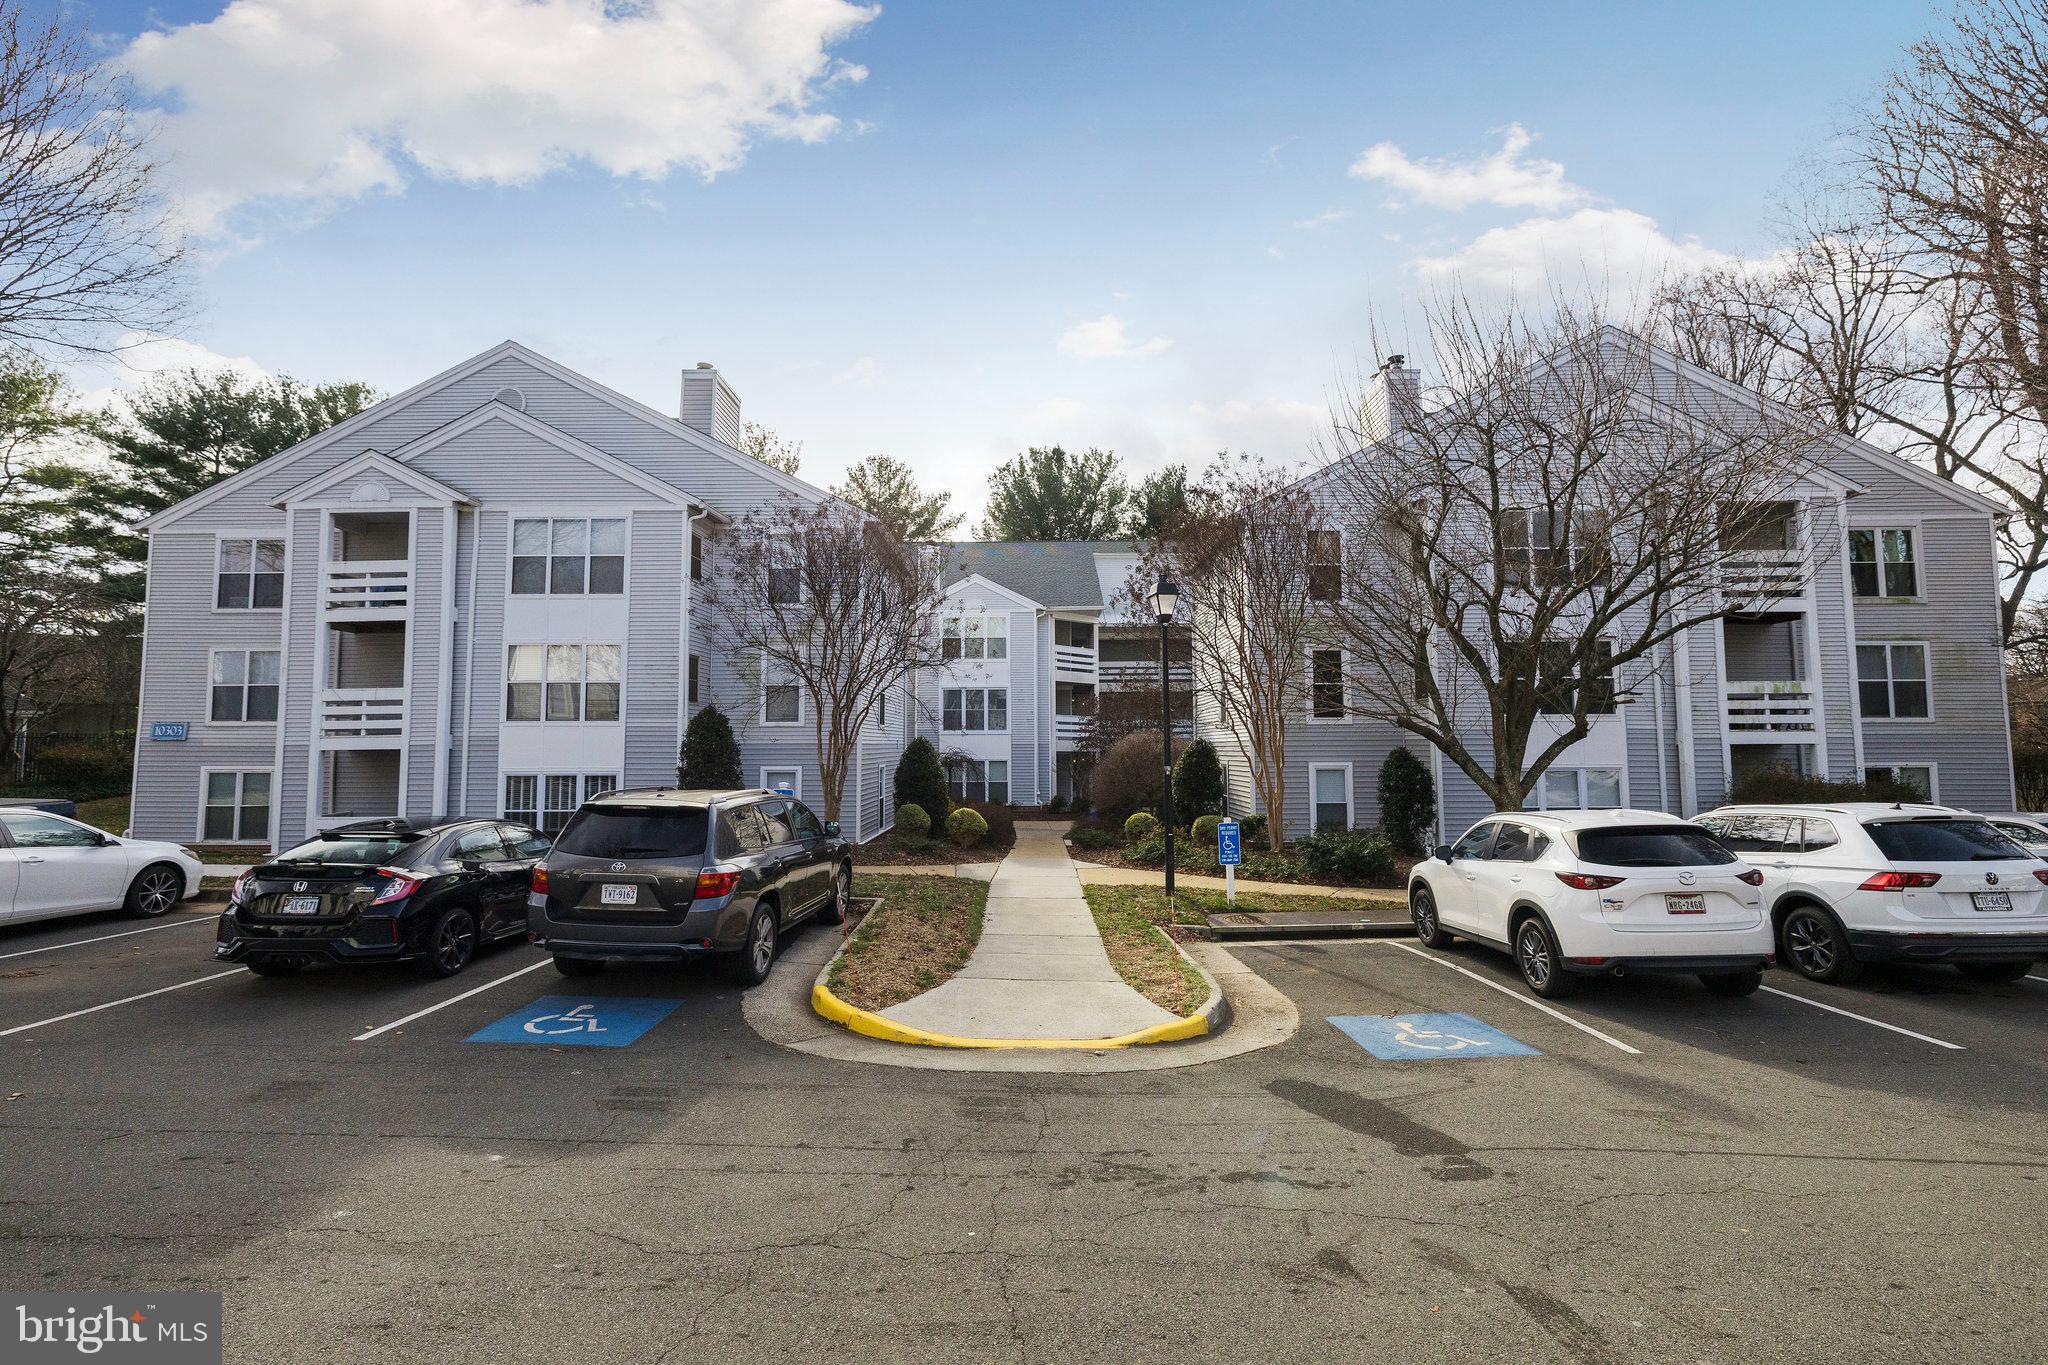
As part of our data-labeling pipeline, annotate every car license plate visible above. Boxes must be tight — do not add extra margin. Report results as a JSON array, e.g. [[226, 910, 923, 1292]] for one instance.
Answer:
[[1665, 893, 1706, 915], [1973, 891, 2013, 912], [600, 883, 639, 906], [280, 896, 321, 915]]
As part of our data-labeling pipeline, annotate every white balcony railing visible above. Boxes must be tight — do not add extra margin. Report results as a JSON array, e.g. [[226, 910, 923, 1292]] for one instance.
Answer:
[[1725, 680, 1818, 737], [324, 560, 412, 615], [1099, 659, 1191, 690], [1054, 714, 1089, 746], [1721, 553, 1808, 607], [320, 688, 408, 746], [1052, 644, 1097, 676]]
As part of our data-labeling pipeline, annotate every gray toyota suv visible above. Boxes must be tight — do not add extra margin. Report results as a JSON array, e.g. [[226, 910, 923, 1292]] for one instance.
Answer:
[[527, 787, 852, 985]]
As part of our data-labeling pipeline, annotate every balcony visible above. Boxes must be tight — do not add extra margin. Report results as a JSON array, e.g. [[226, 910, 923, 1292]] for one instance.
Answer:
[[1052, 644, 1097, 679], [1054, 714, 1089, 748], [320, 688, 408, 748], [324, 560, 412, 618], [1725, 681, 1818, 738]]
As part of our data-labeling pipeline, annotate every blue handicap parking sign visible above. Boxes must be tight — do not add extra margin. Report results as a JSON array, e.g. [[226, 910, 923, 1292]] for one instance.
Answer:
[[466, 995, 682, 1048], [1217, 819, 1242, 866], [1326, 1012, 1541, 1060]]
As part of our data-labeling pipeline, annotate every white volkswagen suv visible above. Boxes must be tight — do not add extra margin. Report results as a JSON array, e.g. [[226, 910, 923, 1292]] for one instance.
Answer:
[[1409, 809, 1773, 999], [1696, 803, 2048, 985]]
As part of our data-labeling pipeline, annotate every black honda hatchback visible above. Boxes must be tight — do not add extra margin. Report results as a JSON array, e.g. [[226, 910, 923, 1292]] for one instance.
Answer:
[[214, 816, 548, 978]]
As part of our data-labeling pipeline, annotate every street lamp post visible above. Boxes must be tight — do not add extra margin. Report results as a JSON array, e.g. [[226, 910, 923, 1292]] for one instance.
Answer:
[[1149, 577, 1180, 900]]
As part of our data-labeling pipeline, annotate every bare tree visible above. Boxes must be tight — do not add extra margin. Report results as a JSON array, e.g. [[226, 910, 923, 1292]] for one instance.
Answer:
[[696, 499, 945, 823], [739, 421, 803, 475], [0, 0, 185, 355], [1317, 294, 1830, 813], [1140, 453, 1322, 849]]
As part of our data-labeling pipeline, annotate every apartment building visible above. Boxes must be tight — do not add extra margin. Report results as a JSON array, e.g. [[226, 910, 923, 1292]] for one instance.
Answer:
[[127, 342, 903, 848]]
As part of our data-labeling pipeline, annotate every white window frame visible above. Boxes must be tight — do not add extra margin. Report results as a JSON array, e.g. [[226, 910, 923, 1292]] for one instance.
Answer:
[[197, 768, 274, 844], [760, 767, 802, 798], [505, 642, 623, 724], [941, 612, 1009, 661], [766, 533, 803, 605], [1848, 524, 1922, 601], [1307, 763, 1353, 831], [208, 648, 282, 725], [1307, 529, 1342, 602], [509, 516, 628, 597], [501, 771, 617, 832], [760, 652, 804, 726], [941, 686, 1008, 733], [1526, 767, 1626, 812], [1306, 647, 1348, 723], [1856, 640, 1931, 722], [214, 534, 285, 612], [947, 758, 1010, 805], [1864, 762, 1938, 801]]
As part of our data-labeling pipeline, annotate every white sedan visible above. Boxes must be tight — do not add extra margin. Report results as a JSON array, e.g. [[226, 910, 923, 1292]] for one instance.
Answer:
[[0, 808, 205, 927]]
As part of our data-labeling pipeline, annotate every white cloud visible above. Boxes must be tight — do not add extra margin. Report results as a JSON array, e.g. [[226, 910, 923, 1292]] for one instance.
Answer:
[[832, 355, 881, 386], [123, 0, 879, 235], [69, 331, 272, 410], [1292, 208, 1351, 230], [1058, 314, 1173, 361], [1350, 123, 1589, 213], [1415, 207, 1738, 298]]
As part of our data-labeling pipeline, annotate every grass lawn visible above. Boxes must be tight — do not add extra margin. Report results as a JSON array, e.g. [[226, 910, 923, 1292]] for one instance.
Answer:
[[1085, 893, 1210, 1016], [74, 793, 132, 835], [828, 873, 989, 1011], [1084, 884, 1405, 929]]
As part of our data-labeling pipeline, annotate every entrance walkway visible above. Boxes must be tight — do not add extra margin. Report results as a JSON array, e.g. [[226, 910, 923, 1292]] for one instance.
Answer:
[[877, 822, 1179, 1042]]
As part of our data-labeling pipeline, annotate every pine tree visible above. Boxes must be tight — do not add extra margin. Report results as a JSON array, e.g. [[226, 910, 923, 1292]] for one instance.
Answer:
[[893, 737, 949, 822], [1377, 747, 1437, 854], [1172, 737, 1225, 818], [976, 445, 1131, 540], [678, 705, 743, 789], [836, 454, 961, 540]]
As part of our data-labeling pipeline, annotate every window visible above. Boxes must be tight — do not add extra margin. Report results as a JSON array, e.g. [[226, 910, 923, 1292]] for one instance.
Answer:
[[1098, 636, 1156, 664], [1309, 649, 1344, 719], [1991, 820, 2048, 855], [690, 532, 704, 582], [1502, 508, 1603, 588], [216, 538, 283, 610], [1449, 823, 1497, 859], [1491, 823, 1550, 862], [1053, 619, 1093, 649], [557, 805, 709, 860], [762, 655, 802, 724], [1857, 642, 1929, 719], [942, 614, 1009, 661], [1865, 764, 1936, 800], [1531, 767, 1622, 811], [1798, 817, 1840, 852], [452, 826, 511, 863], [762, 767, 801, 797], [210, 650, 281, 722], [511, 517, 626, 595], [941, 687, 1008, 732], [1535, 641, 1616, 716], [757, 799, 797, 844], [948, 759, 1009, 804], [0, 811, 101, 848], [1700, 814, 1794, 854], [688, 654, 700, 705], [504, 776, 539, 828], [500, 825, 551, 858], [1849, 527, 1918, 598], [544, 775, 579, 832], [502, 774, 621, 834], [506, 644, 619, 722], [767, 537, 801, 605], [202, 771, 271, 841], [1308, 529, 1342, 601], [1575, 826, 1733, 866], [1864, 817, 2019, 860], [1310, 765, 1350, 830]]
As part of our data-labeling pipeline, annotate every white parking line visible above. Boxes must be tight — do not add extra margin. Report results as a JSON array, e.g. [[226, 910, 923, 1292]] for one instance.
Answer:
[[2027, 974, 2047, 985], [1381, 940, 1644, 1056], [0, 968, 247, 1039], [0, 916, 213, 962], [352, 960, 551, 1041], [1757, 985, 1965, 1050]]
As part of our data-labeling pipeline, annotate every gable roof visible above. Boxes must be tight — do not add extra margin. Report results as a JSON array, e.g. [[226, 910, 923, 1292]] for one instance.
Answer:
[[936, 540, 1137, 609], [387, 403, 702, 510], [271, 450, 472, 508], [942, 571, 1041, 611]]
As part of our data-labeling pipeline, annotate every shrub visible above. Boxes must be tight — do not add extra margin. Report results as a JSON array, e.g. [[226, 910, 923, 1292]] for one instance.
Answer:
[[1124, 833, 1210, 870], [1296, 829, 1397, 884], [20, 737, 133, 799], [1092, 730, 1186, 821], [1190, 813, 1224, 849], [895, 802, 931, 838], [677, 705, 742, 788], [1726, 763, 1923, 806], [1047, 793, 1068, 814], [1377, 747, 1436, 855], [1067, 825, 1120, 851], [894, 738, 949, 822], [963, 801, 1015, 847], [1123, 810, 1160, 841], [1239, 812, 1269, 846], [946, 806, 990, 847], [1172, 738, 1225, 817]]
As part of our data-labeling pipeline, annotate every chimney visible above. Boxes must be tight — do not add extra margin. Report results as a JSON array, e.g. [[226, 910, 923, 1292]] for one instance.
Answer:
[[1359, 354, 1420, 445], [679, 361, 743, 445]]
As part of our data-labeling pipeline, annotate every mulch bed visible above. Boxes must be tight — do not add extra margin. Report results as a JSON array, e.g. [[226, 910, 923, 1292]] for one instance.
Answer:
[[826, 874, 989, 1011]]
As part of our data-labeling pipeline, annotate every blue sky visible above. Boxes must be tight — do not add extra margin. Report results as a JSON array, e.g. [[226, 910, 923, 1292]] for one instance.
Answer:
[[75, 0, 1940, 526]]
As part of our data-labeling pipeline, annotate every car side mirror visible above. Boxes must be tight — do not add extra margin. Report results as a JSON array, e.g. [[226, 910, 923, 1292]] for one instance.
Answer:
[[1432, 843, 1454, 863], [824, 821, 840, 838], [458, 858, 483, 872]]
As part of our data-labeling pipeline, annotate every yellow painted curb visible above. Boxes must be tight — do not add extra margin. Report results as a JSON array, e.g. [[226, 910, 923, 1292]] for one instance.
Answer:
[[810, 980, 1210, 1051]]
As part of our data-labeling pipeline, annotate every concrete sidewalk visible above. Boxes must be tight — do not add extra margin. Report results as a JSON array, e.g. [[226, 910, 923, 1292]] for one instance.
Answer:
[[876, 822, 1179, 1042]]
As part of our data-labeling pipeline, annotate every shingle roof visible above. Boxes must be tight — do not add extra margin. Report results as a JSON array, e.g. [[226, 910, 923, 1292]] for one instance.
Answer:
[[936, 540, 1137, 608]]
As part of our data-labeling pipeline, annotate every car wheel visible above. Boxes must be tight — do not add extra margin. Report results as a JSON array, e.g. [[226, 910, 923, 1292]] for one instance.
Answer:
[[243, 956, 307, 978], [553, 955, 605, 978], [1410, 886, 1452, 949], [124, 863, 184, 918], [730, 905, 778, 987], [1779, 904, 1861, 984], [1514, 914, 1578, 998], [1957, 960, 2032, 984], [1699, 968, 1764, 998], [814, 866, 849, 926], [415, 907, 479, 979]]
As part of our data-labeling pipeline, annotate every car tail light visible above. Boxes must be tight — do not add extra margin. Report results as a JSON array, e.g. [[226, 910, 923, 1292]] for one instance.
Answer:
[[531, 863, 550, 895], [2033, 869, 2048, 886], [1568, 956, 1611, 966], [1859, 870, 1941, 891], [230, 871, 254, 903], [693, 868, 741, 900], [371, 869, 423, 904], [1556, 872, 1624, 890], [1737, 869, 1764, 886]]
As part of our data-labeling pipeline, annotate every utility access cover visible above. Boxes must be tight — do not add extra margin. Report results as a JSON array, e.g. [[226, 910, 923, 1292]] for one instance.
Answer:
[[467, 995, 681, 1048], [1327, 1012, 1540, 1060]]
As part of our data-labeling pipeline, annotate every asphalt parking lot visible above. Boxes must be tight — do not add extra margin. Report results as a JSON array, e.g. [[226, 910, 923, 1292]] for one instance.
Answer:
[[2, 904, 2044, 1364]]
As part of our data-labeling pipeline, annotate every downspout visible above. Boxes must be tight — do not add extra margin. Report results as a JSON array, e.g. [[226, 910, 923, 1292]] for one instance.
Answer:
[[456, 507, 479, 815], [1672, 629, 1698, 815]]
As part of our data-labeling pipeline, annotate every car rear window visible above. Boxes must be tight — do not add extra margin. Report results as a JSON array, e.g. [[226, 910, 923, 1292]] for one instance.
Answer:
[[1575, 826, 1736, 867], [273, 834, 424, 867], [555, 806, 708, 860], [1865, 819, 2028, 862]]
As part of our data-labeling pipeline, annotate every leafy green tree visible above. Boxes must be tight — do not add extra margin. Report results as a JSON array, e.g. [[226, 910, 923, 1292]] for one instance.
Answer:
[[894, 737, 949, 821], [1172, 737, 1225, 818], [836, 454, 961, 541], [678, 704, 743, 789], [976, 445, 1131, 540], [1128, 463, 1192, 539], [1377, 747, 1437, 855]]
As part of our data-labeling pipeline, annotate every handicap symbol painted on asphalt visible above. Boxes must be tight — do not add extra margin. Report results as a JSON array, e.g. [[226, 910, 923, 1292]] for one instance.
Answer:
[[466, 995, 682, 1048], [1326, 1012, 1541, 1060]]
